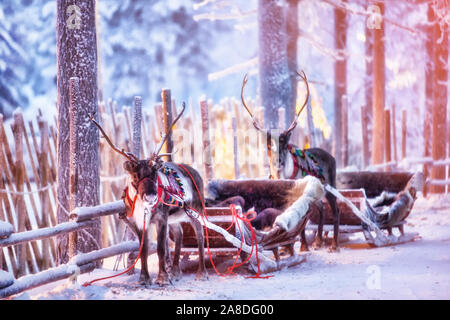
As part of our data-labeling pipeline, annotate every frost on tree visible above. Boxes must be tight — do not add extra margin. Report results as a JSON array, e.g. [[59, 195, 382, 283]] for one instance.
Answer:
[[258, 0, 292, 130], [56, 0, 100, 264]]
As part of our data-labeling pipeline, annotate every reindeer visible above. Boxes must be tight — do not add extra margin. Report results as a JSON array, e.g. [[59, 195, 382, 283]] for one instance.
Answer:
[[241, 71, 341, 252], [90, 103, 208, 286]]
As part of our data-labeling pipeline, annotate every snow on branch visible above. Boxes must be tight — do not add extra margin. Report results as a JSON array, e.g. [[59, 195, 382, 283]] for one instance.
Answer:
[[208, 57, 258, 81], [193, 9, 256, 22], [193, 0, 256, 21], [321, 0, 424, 36], [298, 29, 348, 61]]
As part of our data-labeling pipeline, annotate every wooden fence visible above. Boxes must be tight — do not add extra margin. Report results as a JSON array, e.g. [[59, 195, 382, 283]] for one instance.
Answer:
[[1, 89, 448, 281]]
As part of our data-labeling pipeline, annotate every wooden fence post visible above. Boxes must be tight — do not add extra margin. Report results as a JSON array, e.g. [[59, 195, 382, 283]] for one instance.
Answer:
[[68, 76, 101, 265], [200, 99, 213, 181], [391, 103, 398, 162], [232, 117, 240, 179], [37, 117, 53, 270], [161, 89, 173, 162], [68, 77, 81, 260], [384, 108, 391, 171], [360, 105, 370, 169], [341, 95, 348, 168], [401, 108, 407, 160], [133, 96, 142, 159], [11, 110, 27, 276]]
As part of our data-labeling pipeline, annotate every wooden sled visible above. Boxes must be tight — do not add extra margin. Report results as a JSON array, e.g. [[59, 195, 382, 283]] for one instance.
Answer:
[[306, 171, 423, 247], [178, 176, 324, 274]]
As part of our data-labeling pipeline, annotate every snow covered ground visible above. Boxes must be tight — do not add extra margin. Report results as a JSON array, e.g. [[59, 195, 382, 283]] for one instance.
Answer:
[[9, 194, 450, 300]]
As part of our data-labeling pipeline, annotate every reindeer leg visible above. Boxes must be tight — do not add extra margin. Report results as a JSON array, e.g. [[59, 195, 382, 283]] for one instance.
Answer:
[[138, 229, 152, 286], [326, 191, 340, 253], [154, 211, 171, 286], [189, 216, 209, 280], [300, 229, 309, 252], [312, 201, 324, 250], [169, 223, 183, 280]]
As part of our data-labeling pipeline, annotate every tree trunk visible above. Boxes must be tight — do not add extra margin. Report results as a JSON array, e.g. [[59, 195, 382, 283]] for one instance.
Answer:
[[258, 0, 292, 130], [423, 3, 435, 195], [333, 1, 347, 168], [364, 0, 374, 163], [286, 0, 299, 129], [430, 12, 448, 193], [371, 2, 385, 165], [56, 0, 100, 264]]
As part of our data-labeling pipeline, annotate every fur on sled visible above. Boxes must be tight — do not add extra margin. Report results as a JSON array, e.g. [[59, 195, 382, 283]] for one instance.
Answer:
[[206, 177, 319, 213], [365, 172, 423, 228]]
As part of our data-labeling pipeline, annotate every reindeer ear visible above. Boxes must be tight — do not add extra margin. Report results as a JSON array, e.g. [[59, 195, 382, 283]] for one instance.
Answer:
[[123, 161, 137, 172]]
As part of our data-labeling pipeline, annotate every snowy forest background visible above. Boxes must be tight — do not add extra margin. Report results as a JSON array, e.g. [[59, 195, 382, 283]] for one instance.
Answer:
[[0, 0, 448, 166]]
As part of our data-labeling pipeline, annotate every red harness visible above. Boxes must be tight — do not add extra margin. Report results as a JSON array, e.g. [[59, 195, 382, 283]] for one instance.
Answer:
[[289, 151, 300, 179], [124, 175, 184, 218]]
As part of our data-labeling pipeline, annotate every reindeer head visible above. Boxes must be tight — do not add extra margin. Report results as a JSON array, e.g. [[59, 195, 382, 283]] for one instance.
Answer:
[[90, 102, 186, 205], [241, 71, 310, 179]]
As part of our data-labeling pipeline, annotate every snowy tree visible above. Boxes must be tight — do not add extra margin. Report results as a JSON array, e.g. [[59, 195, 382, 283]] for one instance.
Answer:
[[0, 0, 56, 118], [98, 0, 228, 106], [258, 0, 292, 129], [0, 6, 28, 117], [333, 1, 348, 167], [56, 0, 101, 265]]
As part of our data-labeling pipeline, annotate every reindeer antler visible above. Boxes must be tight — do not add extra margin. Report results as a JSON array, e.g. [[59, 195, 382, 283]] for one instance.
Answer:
[[284, 70, 310, 135], [241, 73, 265, 132], [89, 113, 139, 163], [153, 101, 186, 156]]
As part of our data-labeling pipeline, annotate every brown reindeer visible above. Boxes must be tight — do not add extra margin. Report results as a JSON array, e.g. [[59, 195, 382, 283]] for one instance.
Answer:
[[241, 71, 341, 252], [90, 103, 208, 286]]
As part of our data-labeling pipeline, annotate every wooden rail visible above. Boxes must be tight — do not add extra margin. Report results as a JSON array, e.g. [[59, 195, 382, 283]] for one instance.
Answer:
[[0, 201, 128, 299]]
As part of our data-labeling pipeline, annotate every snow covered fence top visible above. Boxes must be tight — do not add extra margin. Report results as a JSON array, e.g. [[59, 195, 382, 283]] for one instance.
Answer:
[[0, 201, 126, 248], [69, 200, 126, 222], [0, 221, 14, 239]]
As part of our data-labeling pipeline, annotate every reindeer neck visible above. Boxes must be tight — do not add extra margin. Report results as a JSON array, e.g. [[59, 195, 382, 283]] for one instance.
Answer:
[[281, 145, 296, 179]]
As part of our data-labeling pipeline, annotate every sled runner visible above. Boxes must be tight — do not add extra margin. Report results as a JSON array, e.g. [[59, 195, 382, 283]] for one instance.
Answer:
[[306, 171, 423, 247]]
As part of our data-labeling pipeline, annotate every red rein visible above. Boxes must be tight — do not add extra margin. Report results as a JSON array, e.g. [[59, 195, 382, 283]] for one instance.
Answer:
[[82, 165, 272, 287], [177, 164, 272, 280]]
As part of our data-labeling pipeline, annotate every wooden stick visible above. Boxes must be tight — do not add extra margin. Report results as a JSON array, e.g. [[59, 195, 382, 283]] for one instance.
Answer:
[[37, 117, 54, 269], [384, 108, 391, 171], [341, 96, 348, 167], [132, 96, 142, 159], [200, 99, 214, 181], [123, 106, 133, 152], [11, 110, 29, 276], [401, 108, 407, 160], [232, 117, 240, 179], [392, 103, 398, 162], [360, 105, 370, 169], [0, 262, 95, 299], [161, 89, 173, 161], [69, 77, 81, 260]]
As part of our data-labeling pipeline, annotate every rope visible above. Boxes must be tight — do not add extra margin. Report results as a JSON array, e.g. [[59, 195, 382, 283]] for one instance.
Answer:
[[82, 207, 149, 287], [177, 163, 272, 279]]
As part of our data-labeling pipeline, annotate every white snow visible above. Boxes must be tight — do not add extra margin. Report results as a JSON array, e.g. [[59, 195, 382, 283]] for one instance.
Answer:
[[0, 221, 14, 238], [4, 193, 450, 300]]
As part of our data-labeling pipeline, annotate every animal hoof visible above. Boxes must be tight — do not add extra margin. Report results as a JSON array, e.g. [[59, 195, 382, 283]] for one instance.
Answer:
[[139, 276, 152, 286], [328, 246, 340, 253], [311, 239, 323, 250], [300, 244, 310, 252], [156, 273, 172, 287], [171, 267, 182, 281], [196, 271, 209, 281]]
